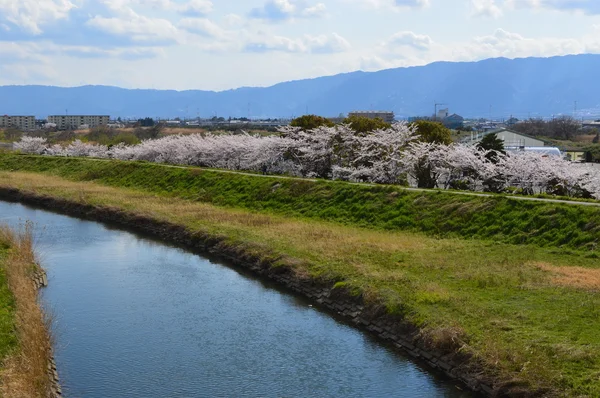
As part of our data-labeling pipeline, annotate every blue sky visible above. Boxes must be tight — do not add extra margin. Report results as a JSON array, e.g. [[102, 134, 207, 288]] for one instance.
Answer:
[[1, 0, 599, 90]]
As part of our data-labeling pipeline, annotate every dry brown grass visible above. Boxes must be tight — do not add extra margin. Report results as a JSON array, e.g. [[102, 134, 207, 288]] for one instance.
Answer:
[[0, 223, 52, 398], [417, 325, 468, 352], [573, 135, 597, 143], [0, 171, 429, 259], [534, 262, 600, 290], [161, 127, 207, 135]]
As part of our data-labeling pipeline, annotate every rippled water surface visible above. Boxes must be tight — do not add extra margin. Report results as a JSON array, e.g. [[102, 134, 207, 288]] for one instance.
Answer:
[[1, 201, 474, 397]]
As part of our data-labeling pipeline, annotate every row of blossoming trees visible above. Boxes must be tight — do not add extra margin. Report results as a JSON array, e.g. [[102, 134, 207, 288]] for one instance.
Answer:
[[13, 122, 600, 199]]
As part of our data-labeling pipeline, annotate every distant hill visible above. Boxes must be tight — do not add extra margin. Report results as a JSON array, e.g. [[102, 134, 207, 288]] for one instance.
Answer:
[[1, 54, 599, 119]]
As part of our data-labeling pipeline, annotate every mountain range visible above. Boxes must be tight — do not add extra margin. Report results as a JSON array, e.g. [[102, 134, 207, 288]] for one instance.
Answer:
[[1, 54, 599, 120]]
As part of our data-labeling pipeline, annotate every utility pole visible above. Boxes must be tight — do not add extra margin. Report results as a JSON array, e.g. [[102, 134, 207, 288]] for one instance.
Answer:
[[574, 101, 578, 118]]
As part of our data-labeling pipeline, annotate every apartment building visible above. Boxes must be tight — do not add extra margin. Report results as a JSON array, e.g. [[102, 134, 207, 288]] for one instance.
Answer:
[[47, 115, 110, 130], [0, 115, 36, 131], [348, 111, 395, 124]]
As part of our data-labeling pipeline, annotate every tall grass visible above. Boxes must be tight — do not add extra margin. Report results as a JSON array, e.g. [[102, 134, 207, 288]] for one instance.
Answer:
[[0, 223, 52, 398]]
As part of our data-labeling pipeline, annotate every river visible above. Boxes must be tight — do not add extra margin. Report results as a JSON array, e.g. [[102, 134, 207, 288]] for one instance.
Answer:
[[0, 201, 473, 397]]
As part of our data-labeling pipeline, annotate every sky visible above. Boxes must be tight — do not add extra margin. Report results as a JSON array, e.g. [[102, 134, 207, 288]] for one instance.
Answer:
[[1, 0, 600, 91]]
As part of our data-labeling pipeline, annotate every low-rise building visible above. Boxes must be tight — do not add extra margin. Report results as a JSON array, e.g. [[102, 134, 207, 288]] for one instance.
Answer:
[[582, 120, 600, 129], [0, 115, 36, 131], [493, 128, 546, 148], [164, 120, 183, 126], [462, 128, 546, 148], [436, 108, 449, 120], [348, 111, 395, 124], [47, 115, 110, 130], [443, 113, 464, 129], [564, 148, 592, 162]]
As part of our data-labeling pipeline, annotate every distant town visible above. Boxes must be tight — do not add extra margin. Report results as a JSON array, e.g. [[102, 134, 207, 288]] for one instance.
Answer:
[[2, 108, 600, 163], [2, 109, 600, 132]]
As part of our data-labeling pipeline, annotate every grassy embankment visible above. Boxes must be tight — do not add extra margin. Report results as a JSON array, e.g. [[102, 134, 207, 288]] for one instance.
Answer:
[[0, 223, 52, 397], [0, 154, 599, 396]]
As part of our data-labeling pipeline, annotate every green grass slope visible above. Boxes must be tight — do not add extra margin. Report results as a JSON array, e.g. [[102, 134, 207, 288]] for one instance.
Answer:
[[1, 154, 598, 252]]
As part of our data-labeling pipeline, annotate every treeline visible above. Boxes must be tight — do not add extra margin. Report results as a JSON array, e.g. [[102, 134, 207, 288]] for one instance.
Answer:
[[513, 116, 599, 141], [290, 114, 392, 133], [13, 122, 600, 199], [1, 125, 165, 147]]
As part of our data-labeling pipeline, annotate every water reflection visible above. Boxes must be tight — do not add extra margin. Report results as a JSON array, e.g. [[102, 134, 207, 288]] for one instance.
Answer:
[[0, 201, 474, 398]]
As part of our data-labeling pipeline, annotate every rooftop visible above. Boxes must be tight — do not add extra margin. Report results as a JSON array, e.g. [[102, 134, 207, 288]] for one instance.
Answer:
[[350, 110, 394, 114]]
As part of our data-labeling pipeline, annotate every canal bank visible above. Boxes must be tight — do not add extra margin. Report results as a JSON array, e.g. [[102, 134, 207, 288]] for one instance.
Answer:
[[0, 187, 504, 397], [0, 223, 58, 397], [0, 199, 474, 397], [0, 166, 598, 396]]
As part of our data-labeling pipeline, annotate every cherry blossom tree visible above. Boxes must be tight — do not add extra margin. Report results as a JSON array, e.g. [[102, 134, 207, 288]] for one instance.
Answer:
[[13, 137, 48, 155], [11, 126, 600, 200]]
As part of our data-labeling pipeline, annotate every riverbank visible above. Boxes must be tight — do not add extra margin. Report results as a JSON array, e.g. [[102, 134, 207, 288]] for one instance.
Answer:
[[0, 160, 599, 396], [1, 154, 599, 251], [0, 223, 55, 397]]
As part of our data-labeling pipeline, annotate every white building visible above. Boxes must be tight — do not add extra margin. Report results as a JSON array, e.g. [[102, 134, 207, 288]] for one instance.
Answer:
[[506, 146, 562, 157], [436, 108, 449, 120], [165, 120, 182, 126], [464, 128, 546, 148], [47, 115, 110, 130], [0, 115, 36, 131]]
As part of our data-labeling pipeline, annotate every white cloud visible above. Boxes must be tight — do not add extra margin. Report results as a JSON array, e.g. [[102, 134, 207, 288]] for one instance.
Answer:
[[305, 33, 351, 53], [505, 0, 600, 14], [300, 3, 327, 17], [101, 0, 213, 15], [86, 13, 180, 44], [474, 28, 524, 44], [179, 18, 227, 39], [0, 0, 76, 34], [433, 27, 600, 64], [2, 0, 600, 91], [359, 31, 433, 71], [223, 13, 244, 27], [0, 41, 47, 63], [470, 0, 503, 18], [348, 0, 429, 10], [249, 0, 327, 22], [386, 31, 433, 51], [0, 63, 58, 86], [60, 46, 165, 60], [359, 54, 395, 70], [394, 0, 430, 7], [176, 0, 214, 16], [359, 26, 600, 76], [244, 35, 305, 52], [85, 2, 183, 45], [244, 33, 351, 53]]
